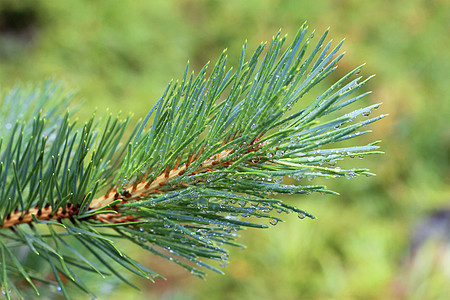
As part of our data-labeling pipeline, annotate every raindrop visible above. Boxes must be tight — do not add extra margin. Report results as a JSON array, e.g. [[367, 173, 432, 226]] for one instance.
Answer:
[[298, 213, 306, 219], [345, 171, 357, 179], [273, 176, 284, 184], [293, 174, 304, 180], [49, 285, 62, 292], [218, 200, 226, 208], [223, 226, 232, 233], [250, 201, 259, 208], [270, 218, 278, 226], [276, 150, 285, 156]]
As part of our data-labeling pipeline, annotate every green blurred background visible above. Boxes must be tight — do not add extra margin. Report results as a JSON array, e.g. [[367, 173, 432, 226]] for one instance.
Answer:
[[1, 0, 449, 299]]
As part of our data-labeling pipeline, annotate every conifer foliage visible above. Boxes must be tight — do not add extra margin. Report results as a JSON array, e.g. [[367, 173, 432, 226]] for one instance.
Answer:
[[0, 24, 385, 299]]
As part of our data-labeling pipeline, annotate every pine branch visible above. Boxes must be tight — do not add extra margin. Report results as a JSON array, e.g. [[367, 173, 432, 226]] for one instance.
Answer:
[[0, 24, 385, 299]]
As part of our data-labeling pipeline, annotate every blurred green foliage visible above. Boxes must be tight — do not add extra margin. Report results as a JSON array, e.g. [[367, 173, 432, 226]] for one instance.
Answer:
[[0, 0, 449, 299]]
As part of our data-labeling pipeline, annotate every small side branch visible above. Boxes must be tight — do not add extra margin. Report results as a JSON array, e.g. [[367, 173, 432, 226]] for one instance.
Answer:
[[1, 204, 79, 228], [89, 146, 238, 223]]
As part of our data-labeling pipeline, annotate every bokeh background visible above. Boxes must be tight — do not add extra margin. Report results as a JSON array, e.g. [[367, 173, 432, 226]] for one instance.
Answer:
[[1, 0, 449, 299]]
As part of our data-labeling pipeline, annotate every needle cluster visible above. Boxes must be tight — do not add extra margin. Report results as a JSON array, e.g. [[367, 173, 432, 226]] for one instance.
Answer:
[[0, 24, 385, 299]]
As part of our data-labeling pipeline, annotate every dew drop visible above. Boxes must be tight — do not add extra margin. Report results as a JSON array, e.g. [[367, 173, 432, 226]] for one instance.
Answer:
[[345, 171, 357, 179], [293, 174, 304, 180], [276, 150, 285, 156], [223, 226, 232, 233], [49, 285, 62, 292], [273, 176, 284, 184], [270, 218, 278, 226]]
